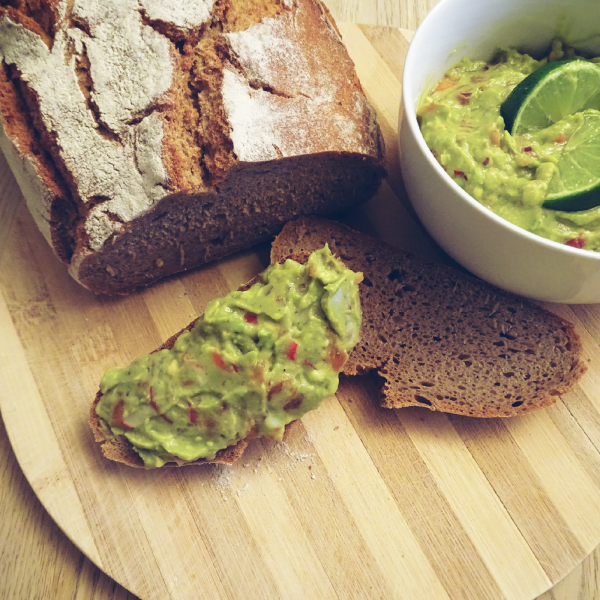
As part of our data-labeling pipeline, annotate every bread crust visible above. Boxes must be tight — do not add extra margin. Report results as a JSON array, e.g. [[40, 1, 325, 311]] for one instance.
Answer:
[[90, 252, 310, 468], [272, 217, 587, 417]]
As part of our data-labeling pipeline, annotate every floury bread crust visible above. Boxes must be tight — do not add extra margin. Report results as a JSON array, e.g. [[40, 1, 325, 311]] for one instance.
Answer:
[[272, 217, 587, 417], [0, 0, 385, 294]]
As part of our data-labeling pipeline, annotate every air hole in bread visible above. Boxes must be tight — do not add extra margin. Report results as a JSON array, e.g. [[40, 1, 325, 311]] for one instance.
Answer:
[[414, 395, 432, 406], [504, 372, 514, 378], [387, 268, 402, 282], [511, 400, 524, 407]]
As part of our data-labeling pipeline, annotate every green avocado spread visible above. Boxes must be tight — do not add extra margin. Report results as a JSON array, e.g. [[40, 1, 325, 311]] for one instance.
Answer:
[[96, 246, 362, 468], [418, 40, 600, 251]]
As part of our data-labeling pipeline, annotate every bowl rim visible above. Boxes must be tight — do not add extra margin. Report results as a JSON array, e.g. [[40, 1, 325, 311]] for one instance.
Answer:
[[401, 0, 600, 262]]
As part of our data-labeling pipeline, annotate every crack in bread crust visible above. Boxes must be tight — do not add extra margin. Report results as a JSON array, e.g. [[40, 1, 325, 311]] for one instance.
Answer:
[[0, 58, 77, 261]]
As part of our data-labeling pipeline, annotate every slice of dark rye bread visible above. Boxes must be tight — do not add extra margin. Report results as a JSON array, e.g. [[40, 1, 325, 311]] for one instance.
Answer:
[[90, 252, 309, 468], [271, 217, 587, 417]]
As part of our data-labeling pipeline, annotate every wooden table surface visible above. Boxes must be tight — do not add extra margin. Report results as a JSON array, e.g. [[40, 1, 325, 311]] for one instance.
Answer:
[[1, 1, 600, 599]]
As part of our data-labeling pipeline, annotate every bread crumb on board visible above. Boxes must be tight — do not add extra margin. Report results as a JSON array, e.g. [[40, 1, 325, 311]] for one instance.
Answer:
[[207, 437, 321, 500]]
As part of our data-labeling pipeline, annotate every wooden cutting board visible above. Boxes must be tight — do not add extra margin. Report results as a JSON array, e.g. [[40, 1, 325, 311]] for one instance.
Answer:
[[2, 24, 600, 600]]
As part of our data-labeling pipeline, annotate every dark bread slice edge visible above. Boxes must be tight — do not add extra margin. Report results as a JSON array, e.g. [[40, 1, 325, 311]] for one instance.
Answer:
[[271, 217, 587, 417], [90, 252, 310, 468]]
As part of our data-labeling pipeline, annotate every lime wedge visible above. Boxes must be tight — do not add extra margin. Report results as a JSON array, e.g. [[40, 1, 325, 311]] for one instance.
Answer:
[[542, 109, 600, 211], [501, 59, 600, 135]]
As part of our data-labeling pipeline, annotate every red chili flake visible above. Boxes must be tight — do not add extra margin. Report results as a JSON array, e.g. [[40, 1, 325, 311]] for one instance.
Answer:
[[453, 170, 468, 181], [523, 146, 532, 152], [112, 399, 134, 430], [304, 359, 316, 369], [244, 312, 258, 324], [267, 381, 284, 401], [187, 402, 198, 425], [231, 364, 239, 373], [566, 237, 585, 249], [149, 388, 173, 423], [213, 351, 226, 369], [435, 78, 456, 92], [283, 395, 304, 412], [482, 157, 490, 166], [287, 341, 298, 361], [458, 93, 471, 105]]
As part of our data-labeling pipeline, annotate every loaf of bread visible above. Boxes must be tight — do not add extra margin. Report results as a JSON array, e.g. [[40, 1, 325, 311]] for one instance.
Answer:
[[0, 0, 385, 294], [272, 217, 587, 417]]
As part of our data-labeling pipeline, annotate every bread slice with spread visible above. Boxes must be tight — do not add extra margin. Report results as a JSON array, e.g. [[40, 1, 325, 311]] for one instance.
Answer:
[[271, 217, 587, 417], [90, 247, 363, 467]]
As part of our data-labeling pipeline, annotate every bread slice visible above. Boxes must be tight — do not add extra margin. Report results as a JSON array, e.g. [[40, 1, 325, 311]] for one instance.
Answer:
[[89, 320, 267, 467], [0, 0, 385, 295], [90, 250, 348, 467], [271, 217, 587, 417]]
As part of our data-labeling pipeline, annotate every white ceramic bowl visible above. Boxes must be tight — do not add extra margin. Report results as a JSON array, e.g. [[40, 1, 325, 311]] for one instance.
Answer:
[[400, 0, 600, 303]]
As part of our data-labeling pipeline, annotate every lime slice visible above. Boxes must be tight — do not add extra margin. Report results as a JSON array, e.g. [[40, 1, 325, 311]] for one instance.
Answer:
[[542, 109, 600, 211], [501, 59, 600, 135]]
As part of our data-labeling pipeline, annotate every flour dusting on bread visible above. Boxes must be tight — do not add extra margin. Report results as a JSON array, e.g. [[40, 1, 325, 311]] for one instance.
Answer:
[[139, 0, 215, 33], [0, 6, 170, 251], [222, 5, 378, 159]]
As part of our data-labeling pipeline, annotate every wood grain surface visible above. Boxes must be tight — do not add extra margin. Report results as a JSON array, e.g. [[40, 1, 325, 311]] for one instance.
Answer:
[[2, 2, 600, 600]]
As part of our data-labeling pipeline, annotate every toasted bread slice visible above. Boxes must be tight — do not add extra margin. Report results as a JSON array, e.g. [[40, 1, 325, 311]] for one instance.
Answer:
[[272, 217, 587, 417]]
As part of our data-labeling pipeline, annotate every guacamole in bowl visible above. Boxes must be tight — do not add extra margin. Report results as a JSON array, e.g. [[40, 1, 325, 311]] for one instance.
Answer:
[[400, 0, 600, 303], [418, 41, 600, 252]]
